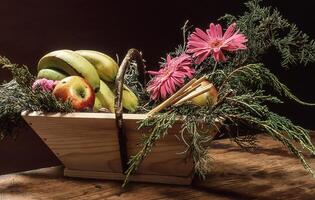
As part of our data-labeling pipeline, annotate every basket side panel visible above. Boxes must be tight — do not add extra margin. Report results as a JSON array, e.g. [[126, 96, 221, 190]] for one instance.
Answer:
[[125, 119, 194, 177], [23, 115, 122, 173]]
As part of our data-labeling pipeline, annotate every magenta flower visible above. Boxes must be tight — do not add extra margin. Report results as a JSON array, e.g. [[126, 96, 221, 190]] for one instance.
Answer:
[[187, 23, 247, 63], [32, 78, 58, 92], [147, 54, 195, 100]]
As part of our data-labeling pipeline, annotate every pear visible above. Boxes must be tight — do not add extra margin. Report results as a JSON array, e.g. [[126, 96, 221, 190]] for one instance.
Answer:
[[190, 81, 218, 107]]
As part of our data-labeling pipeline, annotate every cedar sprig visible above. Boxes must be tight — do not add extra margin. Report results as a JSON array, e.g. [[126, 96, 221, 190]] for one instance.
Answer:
[[0, 56, 73, 139], [124, 0, 315, 184], [123, 111, 177, 186], [220, 0, 315, 68], [218, 63, 315, 106]]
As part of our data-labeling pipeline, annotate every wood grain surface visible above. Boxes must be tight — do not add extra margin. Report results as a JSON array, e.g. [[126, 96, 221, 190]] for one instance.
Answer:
[[1, 134, 315, 200], [22, 112, 194, 184]]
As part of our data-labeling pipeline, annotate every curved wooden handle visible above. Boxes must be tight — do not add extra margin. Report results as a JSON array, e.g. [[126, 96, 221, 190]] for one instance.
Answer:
[[114, 48, 146, 173]]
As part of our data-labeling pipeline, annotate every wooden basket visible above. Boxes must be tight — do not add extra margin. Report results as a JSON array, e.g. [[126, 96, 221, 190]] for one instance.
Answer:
[[22, 49, 195, 185]]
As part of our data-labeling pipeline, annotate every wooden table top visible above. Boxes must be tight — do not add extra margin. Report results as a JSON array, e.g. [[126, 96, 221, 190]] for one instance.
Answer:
[[1, 135, 315, 200]]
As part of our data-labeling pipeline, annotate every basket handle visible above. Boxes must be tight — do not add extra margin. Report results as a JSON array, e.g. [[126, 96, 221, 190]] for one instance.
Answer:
[[114, 48, 146, 173]]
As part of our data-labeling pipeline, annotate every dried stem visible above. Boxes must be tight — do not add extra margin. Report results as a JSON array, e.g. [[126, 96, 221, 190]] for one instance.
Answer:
[[174, 83, 214, 106], [146, 78, 197, 117], [170, 76, 207, 104]]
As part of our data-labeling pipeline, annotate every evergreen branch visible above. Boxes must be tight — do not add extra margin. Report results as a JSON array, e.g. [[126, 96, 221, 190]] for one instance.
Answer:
[[0, 56, 73, 139], [123, 0, 315, 186], [247, 113, 314, 176], [219, 64, 315, 106], [274, 24, 315, 67], [180, 115, 214, 179], [123, 112, 177, 186], [217, 93, 315, 176], [226, 97, 264, 118], [220, 0, 315, 68]]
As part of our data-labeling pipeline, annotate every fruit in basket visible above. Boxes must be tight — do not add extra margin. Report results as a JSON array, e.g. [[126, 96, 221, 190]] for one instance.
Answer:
[[93, 80, 115, 112], [38, 50, 100, 92], [121, 85, 138, 112], [105, 82, 139, 112], [93, 95, 103, 112], [190, 81, 218, 107], [37, 68, 67, 80], [76, 50, 118, 82], [53, 76, 95, 111]]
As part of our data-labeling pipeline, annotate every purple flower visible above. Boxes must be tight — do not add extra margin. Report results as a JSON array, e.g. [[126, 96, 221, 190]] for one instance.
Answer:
[[32, 78, 58, 92]]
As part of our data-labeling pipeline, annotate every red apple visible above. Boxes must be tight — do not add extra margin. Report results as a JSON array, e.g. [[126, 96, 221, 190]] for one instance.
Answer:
[[53, 76, 95, 111], [191, 80, 218, 107]]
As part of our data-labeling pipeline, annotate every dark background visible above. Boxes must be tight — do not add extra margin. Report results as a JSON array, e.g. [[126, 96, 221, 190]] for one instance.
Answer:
[[0, 0, 314, 174]]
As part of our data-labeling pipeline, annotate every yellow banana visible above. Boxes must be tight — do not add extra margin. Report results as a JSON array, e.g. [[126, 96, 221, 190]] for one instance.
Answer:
[[76, 50, 118, 82], [122, 85, 138, 112], [93, 95, 103, 112], [37, 68, 68, 80], [94, 80, 115, 113], [38, 50, 100, 92], [103, 81, 138, 112]]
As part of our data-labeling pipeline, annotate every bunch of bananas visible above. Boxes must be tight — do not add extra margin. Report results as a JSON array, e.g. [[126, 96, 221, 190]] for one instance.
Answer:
[[37, 49, 138, 112]]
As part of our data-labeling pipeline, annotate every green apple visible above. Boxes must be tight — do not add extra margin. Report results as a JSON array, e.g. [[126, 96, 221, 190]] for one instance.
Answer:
[[53, 76, 95, 111]]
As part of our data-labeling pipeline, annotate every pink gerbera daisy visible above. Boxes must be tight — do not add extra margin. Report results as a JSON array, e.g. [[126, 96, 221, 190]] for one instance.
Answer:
[[187, 23, 247, 63], [147, 54, 195, 101]]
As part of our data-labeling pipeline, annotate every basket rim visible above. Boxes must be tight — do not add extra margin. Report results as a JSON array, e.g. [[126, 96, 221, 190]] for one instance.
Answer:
[[21, 111, 224, 125], [21, 111, 147, 120]]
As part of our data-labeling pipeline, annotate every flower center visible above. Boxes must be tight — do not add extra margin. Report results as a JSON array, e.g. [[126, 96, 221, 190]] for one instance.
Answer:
[[209, 39, 223, 48], [162, 69, 173, 80]]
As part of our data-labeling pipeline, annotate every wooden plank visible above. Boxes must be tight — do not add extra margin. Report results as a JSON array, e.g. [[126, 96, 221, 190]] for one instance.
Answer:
[[21, 111, 147, 120], [64, 168, 193, 185], [23, 114, 123, 173], [1, 135, 315, 199], [123, 116, 194, 177], [22, 112, 195, 182]]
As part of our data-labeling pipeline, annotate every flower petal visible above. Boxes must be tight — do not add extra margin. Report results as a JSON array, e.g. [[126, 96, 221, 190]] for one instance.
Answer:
[[215, 24, 223, 38], [212, 50, 226, 62], [223, 22, 236, 40], [207, 23, 217, 38]]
